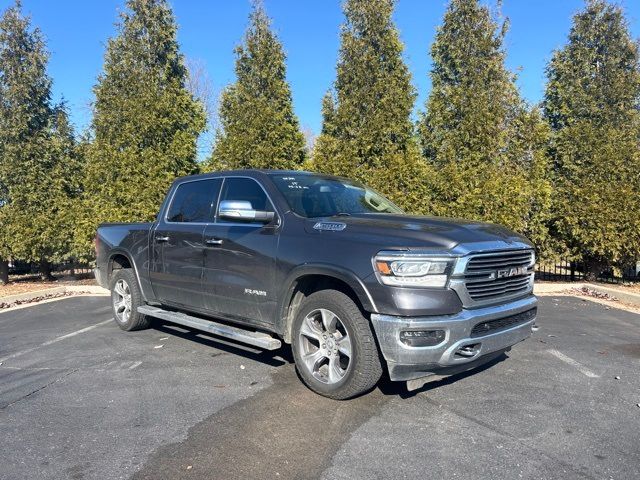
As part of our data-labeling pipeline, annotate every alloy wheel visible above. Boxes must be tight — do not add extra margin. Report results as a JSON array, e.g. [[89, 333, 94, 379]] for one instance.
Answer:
[[297, 308, 352, 384], [113, 279, 132, 324]]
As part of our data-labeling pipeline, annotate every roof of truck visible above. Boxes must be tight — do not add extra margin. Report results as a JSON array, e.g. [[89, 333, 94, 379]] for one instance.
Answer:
[[173, 169, 332, 183]]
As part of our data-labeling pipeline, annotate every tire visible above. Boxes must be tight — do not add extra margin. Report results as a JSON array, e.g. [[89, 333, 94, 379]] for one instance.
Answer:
[[109, 268, 151, 331], [291, 289, 382, 400]]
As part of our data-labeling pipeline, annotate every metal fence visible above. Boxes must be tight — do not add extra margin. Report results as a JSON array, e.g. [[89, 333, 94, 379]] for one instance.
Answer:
[[54, 261, 94, 276], [8, 261, 93, 277], [535, 258, 639, 284]]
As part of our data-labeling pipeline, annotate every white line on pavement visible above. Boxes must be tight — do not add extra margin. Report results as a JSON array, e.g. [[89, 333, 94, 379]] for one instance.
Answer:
[[128, 361, 142, 370], [547, 349, 600, 378], [0, 319, 113, 363]]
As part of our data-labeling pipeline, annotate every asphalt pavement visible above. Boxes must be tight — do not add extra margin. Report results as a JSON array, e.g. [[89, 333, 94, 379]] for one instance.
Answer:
[[0, 295, 639, 480]]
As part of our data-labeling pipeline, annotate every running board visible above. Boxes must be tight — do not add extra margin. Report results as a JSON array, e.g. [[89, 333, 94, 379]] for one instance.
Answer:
[[137, 305, 282, 350]]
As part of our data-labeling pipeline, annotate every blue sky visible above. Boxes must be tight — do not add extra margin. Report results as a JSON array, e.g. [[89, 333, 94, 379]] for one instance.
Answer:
[[2, 0, 639, 137]]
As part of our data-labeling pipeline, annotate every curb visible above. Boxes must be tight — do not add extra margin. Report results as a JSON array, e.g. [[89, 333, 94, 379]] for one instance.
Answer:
[[0, 285, 109, 305], [65, 285, 109, 295], [534, 282, 583, 294], [583, 283, 640, 307], [534, 281, 640, 307]]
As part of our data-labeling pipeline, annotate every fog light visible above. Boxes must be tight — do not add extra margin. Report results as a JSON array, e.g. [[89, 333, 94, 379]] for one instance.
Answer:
[[400, 329, 446, 347]]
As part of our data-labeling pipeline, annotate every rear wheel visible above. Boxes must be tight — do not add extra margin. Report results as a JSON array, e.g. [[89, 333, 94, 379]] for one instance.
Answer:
[[292, 289, 382, 400], [109, 268, 150, 331]]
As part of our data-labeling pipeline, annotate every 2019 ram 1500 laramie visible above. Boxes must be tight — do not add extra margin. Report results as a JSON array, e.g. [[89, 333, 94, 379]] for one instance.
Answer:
[[95, 170, 537, 399]]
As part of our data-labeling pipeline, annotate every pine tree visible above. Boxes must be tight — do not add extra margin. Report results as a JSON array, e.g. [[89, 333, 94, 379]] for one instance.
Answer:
[[207, 2, 305, 171], [78, 0, 205, 258], [312, 0, 431, 212], [544, 0, 640, 278], [418, 0, 551, 253], [0, 2, 79, 279]]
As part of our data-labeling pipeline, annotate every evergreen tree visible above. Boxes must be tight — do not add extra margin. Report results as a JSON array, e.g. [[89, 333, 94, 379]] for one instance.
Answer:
[[312, 0, 431, 212], [544, 0, 640, 278], [208, 2, 305, 171], [0, 109, 8, 284], [0, 180, 8, 283], [0, 2, 78, 279], [78, 0, 205, 258], [418, 0, 551, 253]]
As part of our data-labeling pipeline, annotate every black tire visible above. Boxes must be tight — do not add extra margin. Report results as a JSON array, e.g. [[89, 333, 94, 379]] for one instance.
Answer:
[[291, 289, 382, 400], [109, 268, 151, 331]]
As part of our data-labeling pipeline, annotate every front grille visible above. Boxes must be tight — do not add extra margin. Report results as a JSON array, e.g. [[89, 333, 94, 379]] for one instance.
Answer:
[[466, 250, 533, 273], [470, 307, 537, 337], [463, 250, 534, 302]]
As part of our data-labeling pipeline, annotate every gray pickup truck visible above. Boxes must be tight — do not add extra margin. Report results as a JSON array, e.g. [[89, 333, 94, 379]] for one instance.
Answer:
[[95, 170, 537, 399]]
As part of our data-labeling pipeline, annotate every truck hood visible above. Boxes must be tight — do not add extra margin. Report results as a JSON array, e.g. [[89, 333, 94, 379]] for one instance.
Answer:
[[306, 213, 533, 253]]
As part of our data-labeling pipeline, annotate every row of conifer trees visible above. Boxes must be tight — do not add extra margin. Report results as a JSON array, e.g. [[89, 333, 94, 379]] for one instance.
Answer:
[[0, 0, 639, 283]]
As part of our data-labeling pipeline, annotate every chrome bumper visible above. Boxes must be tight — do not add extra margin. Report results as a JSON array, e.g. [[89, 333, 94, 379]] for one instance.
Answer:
[[370, 295, 537, 381]]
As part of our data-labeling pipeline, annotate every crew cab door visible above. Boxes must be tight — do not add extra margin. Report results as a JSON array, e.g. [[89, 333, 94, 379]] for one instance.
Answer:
[[150, 178, 222, 308], [202, 177, 279, 325]]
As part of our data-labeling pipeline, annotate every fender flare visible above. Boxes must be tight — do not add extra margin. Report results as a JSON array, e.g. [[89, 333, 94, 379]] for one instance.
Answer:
[[276, 264, 378, 341], [107, 248, 146, 301]]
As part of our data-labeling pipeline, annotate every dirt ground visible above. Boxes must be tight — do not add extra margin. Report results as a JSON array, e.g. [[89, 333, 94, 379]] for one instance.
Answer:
[[620, 283, 640, 293], [0, 272, 96, 297]]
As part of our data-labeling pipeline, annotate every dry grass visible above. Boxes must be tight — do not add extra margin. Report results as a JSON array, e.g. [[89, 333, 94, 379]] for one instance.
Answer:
[[619, 283, 640, 293]]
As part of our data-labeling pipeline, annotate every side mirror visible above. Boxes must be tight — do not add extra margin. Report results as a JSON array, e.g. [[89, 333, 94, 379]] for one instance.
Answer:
[[218, 200, 275, 223]]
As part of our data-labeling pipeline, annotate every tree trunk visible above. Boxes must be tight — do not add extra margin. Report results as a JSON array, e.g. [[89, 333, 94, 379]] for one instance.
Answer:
[[0, 259, 8, 285], [583, 257, 607, 282], [39, 260, 55, 281]]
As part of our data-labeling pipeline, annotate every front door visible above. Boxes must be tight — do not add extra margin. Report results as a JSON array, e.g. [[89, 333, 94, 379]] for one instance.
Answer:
[[202, 177, 279, 325], [150, 178, 222, 309]]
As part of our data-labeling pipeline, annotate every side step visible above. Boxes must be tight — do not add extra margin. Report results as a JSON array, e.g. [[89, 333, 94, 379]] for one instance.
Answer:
[[137, 305, 282, 350]]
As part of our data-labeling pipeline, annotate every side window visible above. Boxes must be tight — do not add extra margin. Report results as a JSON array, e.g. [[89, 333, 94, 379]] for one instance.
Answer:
[[166, 179, 222, 223], [218, 178, 274, 222]]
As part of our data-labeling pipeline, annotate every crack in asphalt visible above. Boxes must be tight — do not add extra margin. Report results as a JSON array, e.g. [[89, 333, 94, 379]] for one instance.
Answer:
[[0, 366, 64, 371], [0, 368, 78, 410]]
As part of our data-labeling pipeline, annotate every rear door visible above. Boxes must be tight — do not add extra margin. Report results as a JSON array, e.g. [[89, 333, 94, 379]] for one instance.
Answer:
[[150, 178, 222, 309], [202, 177, 279, 324]]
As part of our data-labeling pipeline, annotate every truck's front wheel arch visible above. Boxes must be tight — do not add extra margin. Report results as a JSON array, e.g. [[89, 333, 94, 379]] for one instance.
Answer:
[[280, 273, 373, 344]]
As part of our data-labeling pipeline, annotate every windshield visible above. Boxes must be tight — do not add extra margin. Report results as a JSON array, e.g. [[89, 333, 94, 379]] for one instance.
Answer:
[[270, 173, 404, 218]]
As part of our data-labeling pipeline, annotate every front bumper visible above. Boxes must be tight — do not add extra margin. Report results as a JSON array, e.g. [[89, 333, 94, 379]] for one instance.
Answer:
[[370, 295, 537, 381]]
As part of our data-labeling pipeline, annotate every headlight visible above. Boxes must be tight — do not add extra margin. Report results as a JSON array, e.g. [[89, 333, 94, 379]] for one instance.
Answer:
[[374, 254, 454, 288]]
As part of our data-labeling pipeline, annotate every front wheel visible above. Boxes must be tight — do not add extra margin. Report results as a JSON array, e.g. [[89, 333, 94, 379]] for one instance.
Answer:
[[109, 268, 150, 331], [292, 289, 382, 400]]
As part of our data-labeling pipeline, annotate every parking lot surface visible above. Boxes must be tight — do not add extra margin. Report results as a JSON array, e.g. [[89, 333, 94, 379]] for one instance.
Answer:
[[1, 295, 639, 480]]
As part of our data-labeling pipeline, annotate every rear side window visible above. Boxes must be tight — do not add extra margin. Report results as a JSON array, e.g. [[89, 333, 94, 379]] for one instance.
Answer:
[[166, 179, 222, 223], [218, 178, 274, 217]]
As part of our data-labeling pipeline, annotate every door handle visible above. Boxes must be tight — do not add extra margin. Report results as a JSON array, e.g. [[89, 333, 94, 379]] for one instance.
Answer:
[[205, 238, 223, 246], [155, 236, 170, 243]]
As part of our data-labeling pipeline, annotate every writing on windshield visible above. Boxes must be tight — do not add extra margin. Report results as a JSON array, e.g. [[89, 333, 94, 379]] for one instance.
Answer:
[[271, 174, 403, 218]]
